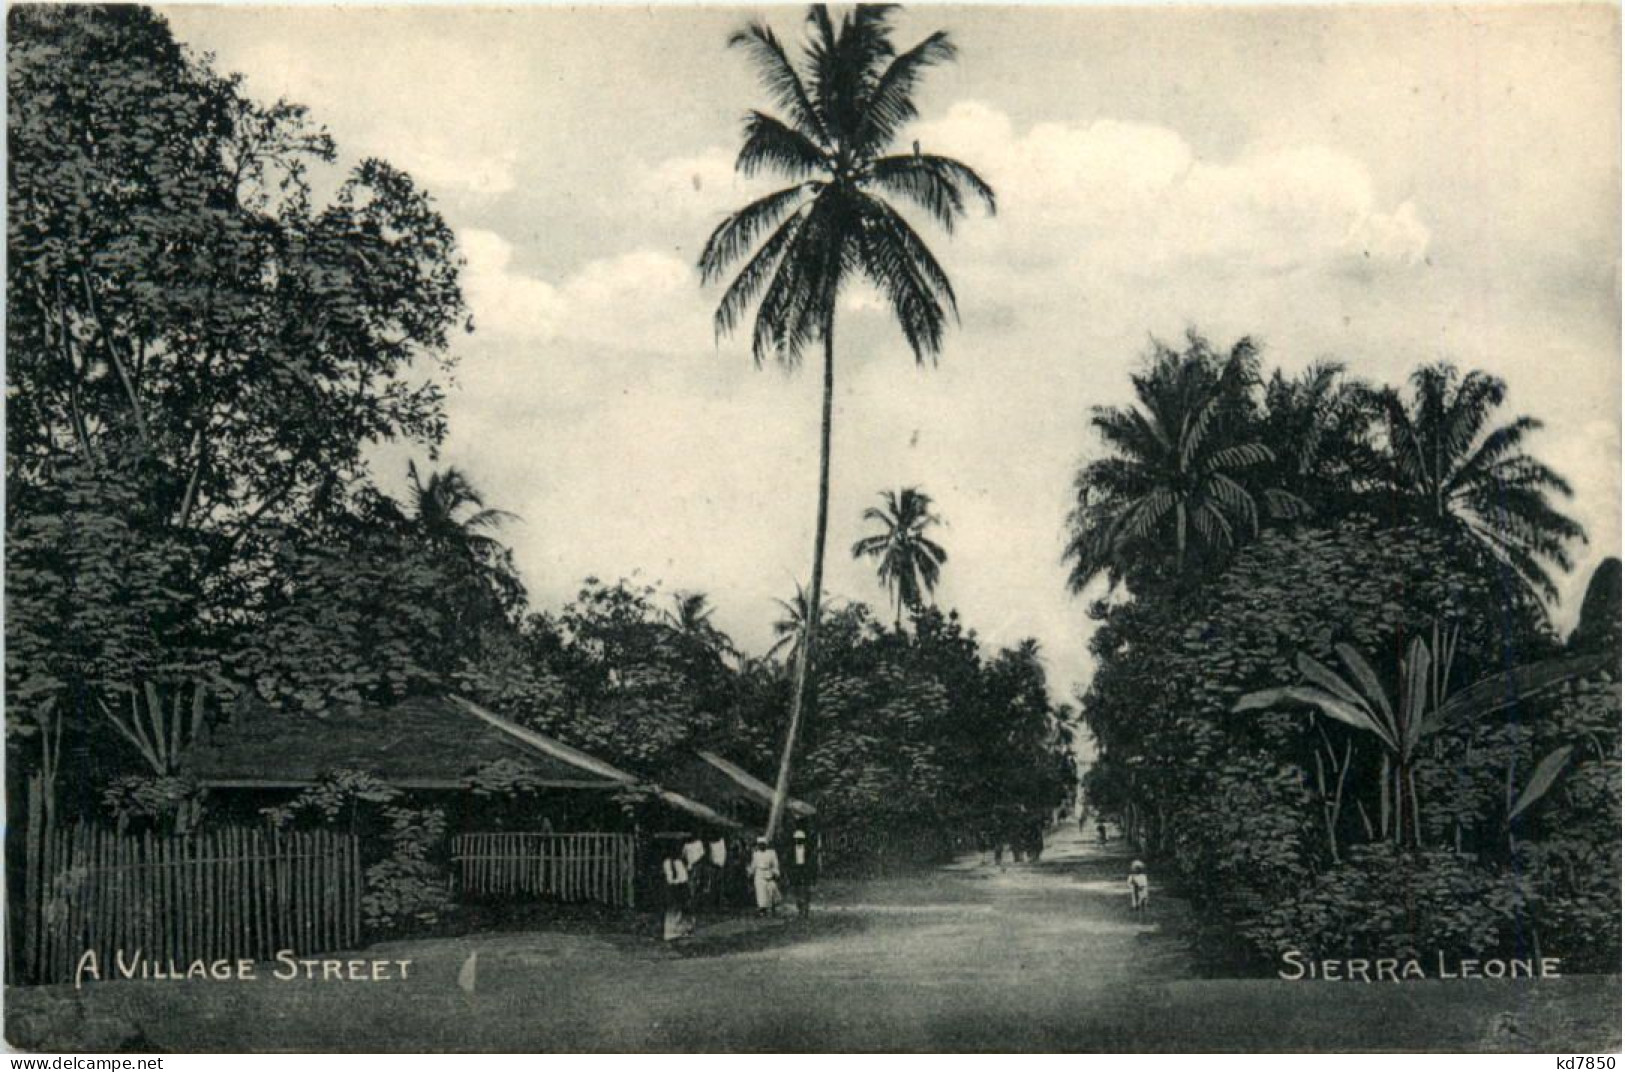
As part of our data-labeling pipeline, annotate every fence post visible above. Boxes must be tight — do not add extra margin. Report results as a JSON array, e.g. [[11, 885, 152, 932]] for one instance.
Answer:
[[20, 776, 44, 983]]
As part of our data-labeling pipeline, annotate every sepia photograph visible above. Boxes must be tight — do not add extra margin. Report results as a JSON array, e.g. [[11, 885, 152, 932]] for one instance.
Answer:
[[3, 1, 1621, 1054]]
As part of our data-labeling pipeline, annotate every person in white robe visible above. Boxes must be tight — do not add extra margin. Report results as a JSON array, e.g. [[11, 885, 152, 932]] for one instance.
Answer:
[[746, 836, 781, 915]]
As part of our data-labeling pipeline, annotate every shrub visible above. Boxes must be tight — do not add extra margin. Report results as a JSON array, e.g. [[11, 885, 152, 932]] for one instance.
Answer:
[[1242, 845, 1535, 962]]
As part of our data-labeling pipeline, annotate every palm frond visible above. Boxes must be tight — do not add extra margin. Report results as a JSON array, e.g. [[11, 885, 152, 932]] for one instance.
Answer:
[[854, 31, 958, 155], [727, 21, 829, 144], [870, 154, 996, 233], [736, 111, 831, 180], [699, 184, 812, 283]]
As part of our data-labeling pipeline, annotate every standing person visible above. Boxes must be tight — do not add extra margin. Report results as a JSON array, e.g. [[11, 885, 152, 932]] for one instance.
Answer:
[[746, 836, 782, 916], [662, 846, 693, 940], [706, 831, 729, 909], [681, 831, 708, 912], [787, 828, 818, 919], [1127, 859, 1149, 912], [1096, 819, 1108, 845]]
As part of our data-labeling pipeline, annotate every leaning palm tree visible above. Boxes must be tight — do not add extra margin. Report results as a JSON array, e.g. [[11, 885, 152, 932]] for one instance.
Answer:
[[851, 486, 947, 627], [1363, 363, 1585, 601], [699, 4, 995, 838], [1065, 337, 1292, 592]]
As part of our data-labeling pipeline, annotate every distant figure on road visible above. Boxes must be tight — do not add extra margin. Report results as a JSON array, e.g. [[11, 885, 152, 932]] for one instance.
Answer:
[[1096, 819, 1108, 844], [747, 836, 782, 916], [1127, 859, 1149, 912], [662, 846, 694, 940], [788, 828, 818, 918]]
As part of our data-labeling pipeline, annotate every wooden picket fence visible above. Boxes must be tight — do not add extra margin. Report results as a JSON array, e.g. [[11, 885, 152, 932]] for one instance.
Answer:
[[452, 832, 635, 908], [21, 819, 363, 985]]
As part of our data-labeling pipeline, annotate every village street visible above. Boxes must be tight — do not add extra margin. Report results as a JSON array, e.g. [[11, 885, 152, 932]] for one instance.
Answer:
[[9, 823, 1618, 1053]]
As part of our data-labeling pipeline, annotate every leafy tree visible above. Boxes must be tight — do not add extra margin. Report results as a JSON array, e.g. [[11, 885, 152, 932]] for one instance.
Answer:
[[851, 486, 948, 626], [1570, 557, 1621, 654], [465, 579, 732, 771], [1065, 335, 1293, 593], [7, 7, 468, 808], [699, 3, 995, 836], [8, 4, 465, 616], [1362, 363, 1585, 601]]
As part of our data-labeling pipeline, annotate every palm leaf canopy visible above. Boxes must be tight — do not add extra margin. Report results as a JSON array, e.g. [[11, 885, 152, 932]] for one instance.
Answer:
[[1364, 362, 1585, 601], [1064, 336, 1282, 591], [700, 4, 995, 368], [851, 486, 947, 616]]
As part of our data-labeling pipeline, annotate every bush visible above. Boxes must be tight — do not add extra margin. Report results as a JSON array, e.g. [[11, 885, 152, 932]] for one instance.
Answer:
[[265, 769, 454, 933], [1242, 845, 1535, 962]]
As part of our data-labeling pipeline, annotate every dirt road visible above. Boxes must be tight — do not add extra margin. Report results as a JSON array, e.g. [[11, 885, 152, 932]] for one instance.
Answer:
[[9, 824, 1618, 1052]]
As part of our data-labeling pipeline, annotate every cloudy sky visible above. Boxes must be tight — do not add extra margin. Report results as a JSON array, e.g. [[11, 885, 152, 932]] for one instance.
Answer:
[[163, 3, 1620, 701]]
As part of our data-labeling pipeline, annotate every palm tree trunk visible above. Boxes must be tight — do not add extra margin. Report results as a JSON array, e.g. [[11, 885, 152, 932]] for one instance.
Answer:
[[766, 316, 835, 840]]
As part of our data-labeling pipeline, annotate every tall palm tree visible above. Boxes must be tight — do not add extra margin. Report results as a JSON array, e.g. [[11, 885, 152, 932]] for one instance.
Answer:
[[1363, 363, 1585, 601], [699, 4, 995, 837], [851, 486, 947, 626], [1065, 337, 1290, 592]]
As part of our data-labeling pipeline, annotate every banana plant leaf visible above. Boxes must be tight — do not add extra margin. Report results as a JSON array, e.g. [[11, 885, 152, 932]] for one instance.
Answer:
[[1401, 636, 1431, 756], [1422, 651, 1616, 737], [1234, 684, 1396, 750], [1508, 745, 1576, 823], [1334, 642, 1399, 739]]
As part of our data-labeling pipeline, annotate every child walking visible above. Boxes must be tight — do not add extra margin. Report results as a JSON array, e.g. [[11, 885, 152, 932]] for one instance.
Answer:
[[1127, 859, 1149, 912]]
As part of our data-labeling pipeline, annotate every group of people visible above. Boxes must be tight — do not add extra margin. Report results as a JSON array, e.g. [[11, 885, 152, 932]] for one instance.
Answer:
[[659, 827, 819, 941], [983, 816, 1048, 867]]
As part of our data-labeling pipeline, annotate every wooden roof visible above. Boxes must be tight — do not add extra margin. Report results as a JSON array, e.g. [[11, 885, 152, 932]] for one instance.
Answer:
[[185, 694, 629, 789], [664, 750, 818, 819], [184, 693, 747, 831]]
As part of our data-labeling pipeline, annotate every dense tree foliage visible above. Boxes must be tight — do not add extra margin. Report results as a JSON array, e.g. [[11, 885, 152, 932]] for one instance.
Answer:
[[1073, 334, 1615, 971], [6, 5, 468, 809]]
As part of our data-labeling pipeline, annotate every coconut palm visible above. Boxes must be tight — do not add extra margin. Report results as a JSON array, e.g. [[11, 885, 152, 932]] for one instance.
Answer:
[[764, 581, 831, 669], [700, 3, 995, 837], [1363, 363, 1585, 601], [851, 486, 947, 626], [403, 461, 517, 564], [665, 590, 736, 660], [1065, 337, 1292, 592], [395, 460, 523, 614]]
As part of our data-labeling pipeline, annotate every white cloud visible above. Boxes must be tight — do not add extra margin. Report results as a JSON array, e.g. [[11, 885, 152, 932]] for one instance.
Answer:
[[460, 229, 703, 353], [460, 229, 564, 341], [912, 101, 1431, 276]]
